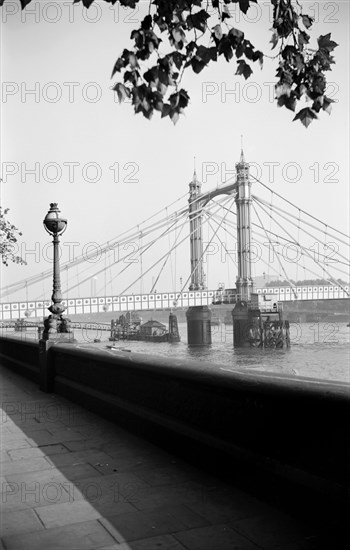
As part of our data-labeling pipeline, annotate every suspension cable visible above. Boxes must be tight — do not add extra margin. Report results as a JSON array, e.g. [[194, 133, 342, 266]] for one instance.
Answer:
[[252, 202, 298, 298], [252, 175, 350, 240], [253, 196, 349, 265], [254, 199, 350, 295]]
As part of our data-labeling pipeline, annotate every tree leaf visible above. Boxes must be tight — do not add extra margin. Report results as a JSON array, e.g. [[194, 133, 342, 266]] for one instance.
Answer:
[[191, 56, 207, 74], [277, 94, 296, 111], [212, 24, 223, 41], [293, 107, 318, 128], [187, 10, 210, 33], [322, 95, 335, 114], [298, 30, 310, 48], [161, 103, 171, 118], [73, 0, 95, 8], [171, 25, 186, 49], [170, 111, 179, 125], [221, 5, 231, 21], [172, 51, 185, 70], [141, 14, 152, 30], [276, 83, 291, 99], [229, 27, 244, 42], [111, 58, 125, 78], [113, 82, 131, 103], [270, 31, 278, 50], [232, 0, 257, 15], [317, 33, 338, 52], [301, 14, 314, 29], [252, 50, 264, 68], [20, 0, 32, 8], [218, 37, 233, 61], [236, 59, 252, 79]]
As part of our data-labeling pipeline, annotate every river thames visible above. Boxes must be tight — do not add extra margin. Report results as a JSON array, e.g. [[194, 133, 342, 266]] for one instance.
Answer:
[[71, 321, 350, 384], [3, 321, 349, 383]]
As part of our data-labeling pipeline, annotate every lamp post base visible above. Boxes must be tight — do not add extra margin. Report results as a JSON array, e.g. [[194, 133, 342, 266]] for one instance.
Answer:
[[41, 314, 76, 343], [41, 333, 76, 343]]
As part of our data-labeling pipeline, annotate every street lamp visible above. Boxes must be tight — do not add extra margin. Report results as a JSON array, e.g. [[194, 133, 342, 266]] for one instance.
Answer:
[[42, 203, 72, 340]]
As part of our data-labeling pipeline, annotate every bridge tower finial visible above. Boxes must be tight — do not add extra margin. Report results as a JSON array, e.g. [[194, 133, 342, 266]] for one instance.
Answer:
[[240, 134, 245, 164], [189, 157, 200, 193], [193, 156, 198, 182]]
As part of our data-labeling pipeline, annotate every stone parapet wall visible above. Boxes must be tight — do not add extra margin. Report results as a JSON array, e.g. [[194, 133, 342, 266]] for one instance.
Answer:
[[0, 335, 348, 532]]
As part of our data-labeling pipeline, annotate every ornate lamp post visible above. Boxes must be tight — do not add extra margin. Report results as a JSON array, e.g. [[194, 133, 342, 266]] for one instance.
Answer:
[[42, 203, 72, 340]]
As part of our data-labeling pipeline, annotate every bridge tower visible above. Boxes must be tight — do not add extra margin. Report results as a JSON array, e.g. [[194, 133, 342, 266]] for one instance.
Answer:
[[231, 148, 290, 348], [188, 168, 205, 291], [186, 168, 212, 345], [235, 148, 253, 302], [231, 148, 255, 346]]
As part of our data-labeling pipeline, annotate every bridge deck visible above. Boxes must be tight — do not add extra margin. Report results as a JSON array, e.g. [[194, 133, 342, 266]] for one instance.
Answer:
[[0, 363, 332, 550], [1, 285, 349, 321]]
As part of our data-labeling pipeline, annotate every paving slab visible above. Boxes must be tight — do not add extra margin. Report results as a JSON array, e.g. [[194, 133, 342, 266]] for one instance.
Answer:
[[57, 471, 151, 505], [2, 519, 117, 550], [37, 443, 70, 455], [1, 456, 54, 477], [132, 463, 205, 487], [272, 539, 327, 550], [63, 438, 107, 452], [108, 534, 187, 549], [231, 511, 314, 548], [58, 462, 103, 481], [173, 524, 260, 550], [45, 449, 116, 468], [100, 504, 210, 543], [26, 431, 86, 447], [0, 362, 328, 550], [5, 420, 68, 433], [0, 478, 77, 512], [35, 499, 103, 528], [7, 446, 46, 461], [1, 438, 32, 451], [4, 466, 67, 486], [0, 508, 44, 537]]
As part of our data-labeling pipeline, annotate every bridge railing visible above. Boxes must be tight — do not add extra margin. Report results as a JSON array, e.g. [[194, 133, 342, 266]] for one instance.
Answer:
[[0, 286, 349, 320]]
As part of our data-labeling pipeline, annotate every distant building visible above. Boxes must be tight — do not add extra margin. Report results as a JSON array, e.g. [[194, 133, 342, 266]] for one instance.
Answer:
[[254, 275, 273, 288]]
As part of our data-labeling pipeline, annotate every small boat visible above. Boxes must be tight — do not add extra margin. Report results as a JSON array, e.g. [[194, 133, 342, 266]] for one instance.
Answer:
[[106, 345, 132, 352]]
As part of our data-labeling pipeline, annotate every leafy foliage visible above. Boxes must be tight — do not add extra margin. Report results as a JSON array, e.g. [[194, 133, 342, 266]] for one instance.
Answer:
[[266, 278, 347, 287], [0, 208, 26, 266], [2, 0, 338, 127]]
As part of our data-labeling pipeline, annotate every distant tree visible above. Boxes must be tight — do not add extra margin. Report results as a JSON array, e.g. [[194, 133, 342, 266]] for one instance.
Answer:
[[0, 207, 26, 266], [266, 279, 295, 287], [2, 0, 338, 126], [266, 278, 347, 287]]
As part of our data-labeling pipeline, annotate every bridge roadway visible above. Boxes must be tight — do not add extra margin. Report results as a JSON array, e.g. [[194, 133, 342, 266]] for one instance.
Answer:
[[0, 360, 339, 550], [1, 285, 349, 320]]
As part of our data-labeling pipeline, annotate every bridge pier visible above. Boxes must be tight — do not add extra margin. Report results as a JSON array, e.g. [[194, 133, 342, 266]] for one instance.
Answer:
[[232, 301, 291, 348], [232, 302, 252, 348], [186, 306, 212, 346]]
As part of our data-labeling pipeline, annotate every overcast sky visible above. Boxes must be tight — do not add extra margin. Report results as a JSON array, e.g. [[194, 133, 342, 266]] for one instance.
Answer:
[[1, 0, 349, 300]]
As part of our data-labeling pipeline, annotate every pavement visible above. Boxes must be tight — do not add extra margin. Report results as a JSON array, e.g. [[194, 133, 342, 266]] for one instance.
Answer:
[[0, 363, 333, 550]]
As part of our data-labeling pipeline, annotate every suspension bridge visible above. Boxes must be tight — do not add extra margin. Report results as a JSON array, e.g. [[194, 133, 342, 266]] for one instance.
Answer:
[[1, 149, 349, 340]]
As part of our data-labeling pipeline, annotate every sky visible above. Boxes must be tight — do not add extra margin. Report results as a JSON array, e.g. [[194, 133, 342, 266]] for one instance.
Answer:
[[1, 0, 349, 301]]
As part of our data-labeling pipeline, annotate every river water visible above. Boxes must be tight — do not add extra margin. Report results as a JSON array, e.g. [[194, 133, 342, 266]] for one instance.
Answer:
[[3, 321, 349, 383], [73, 321, 350, 384]]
